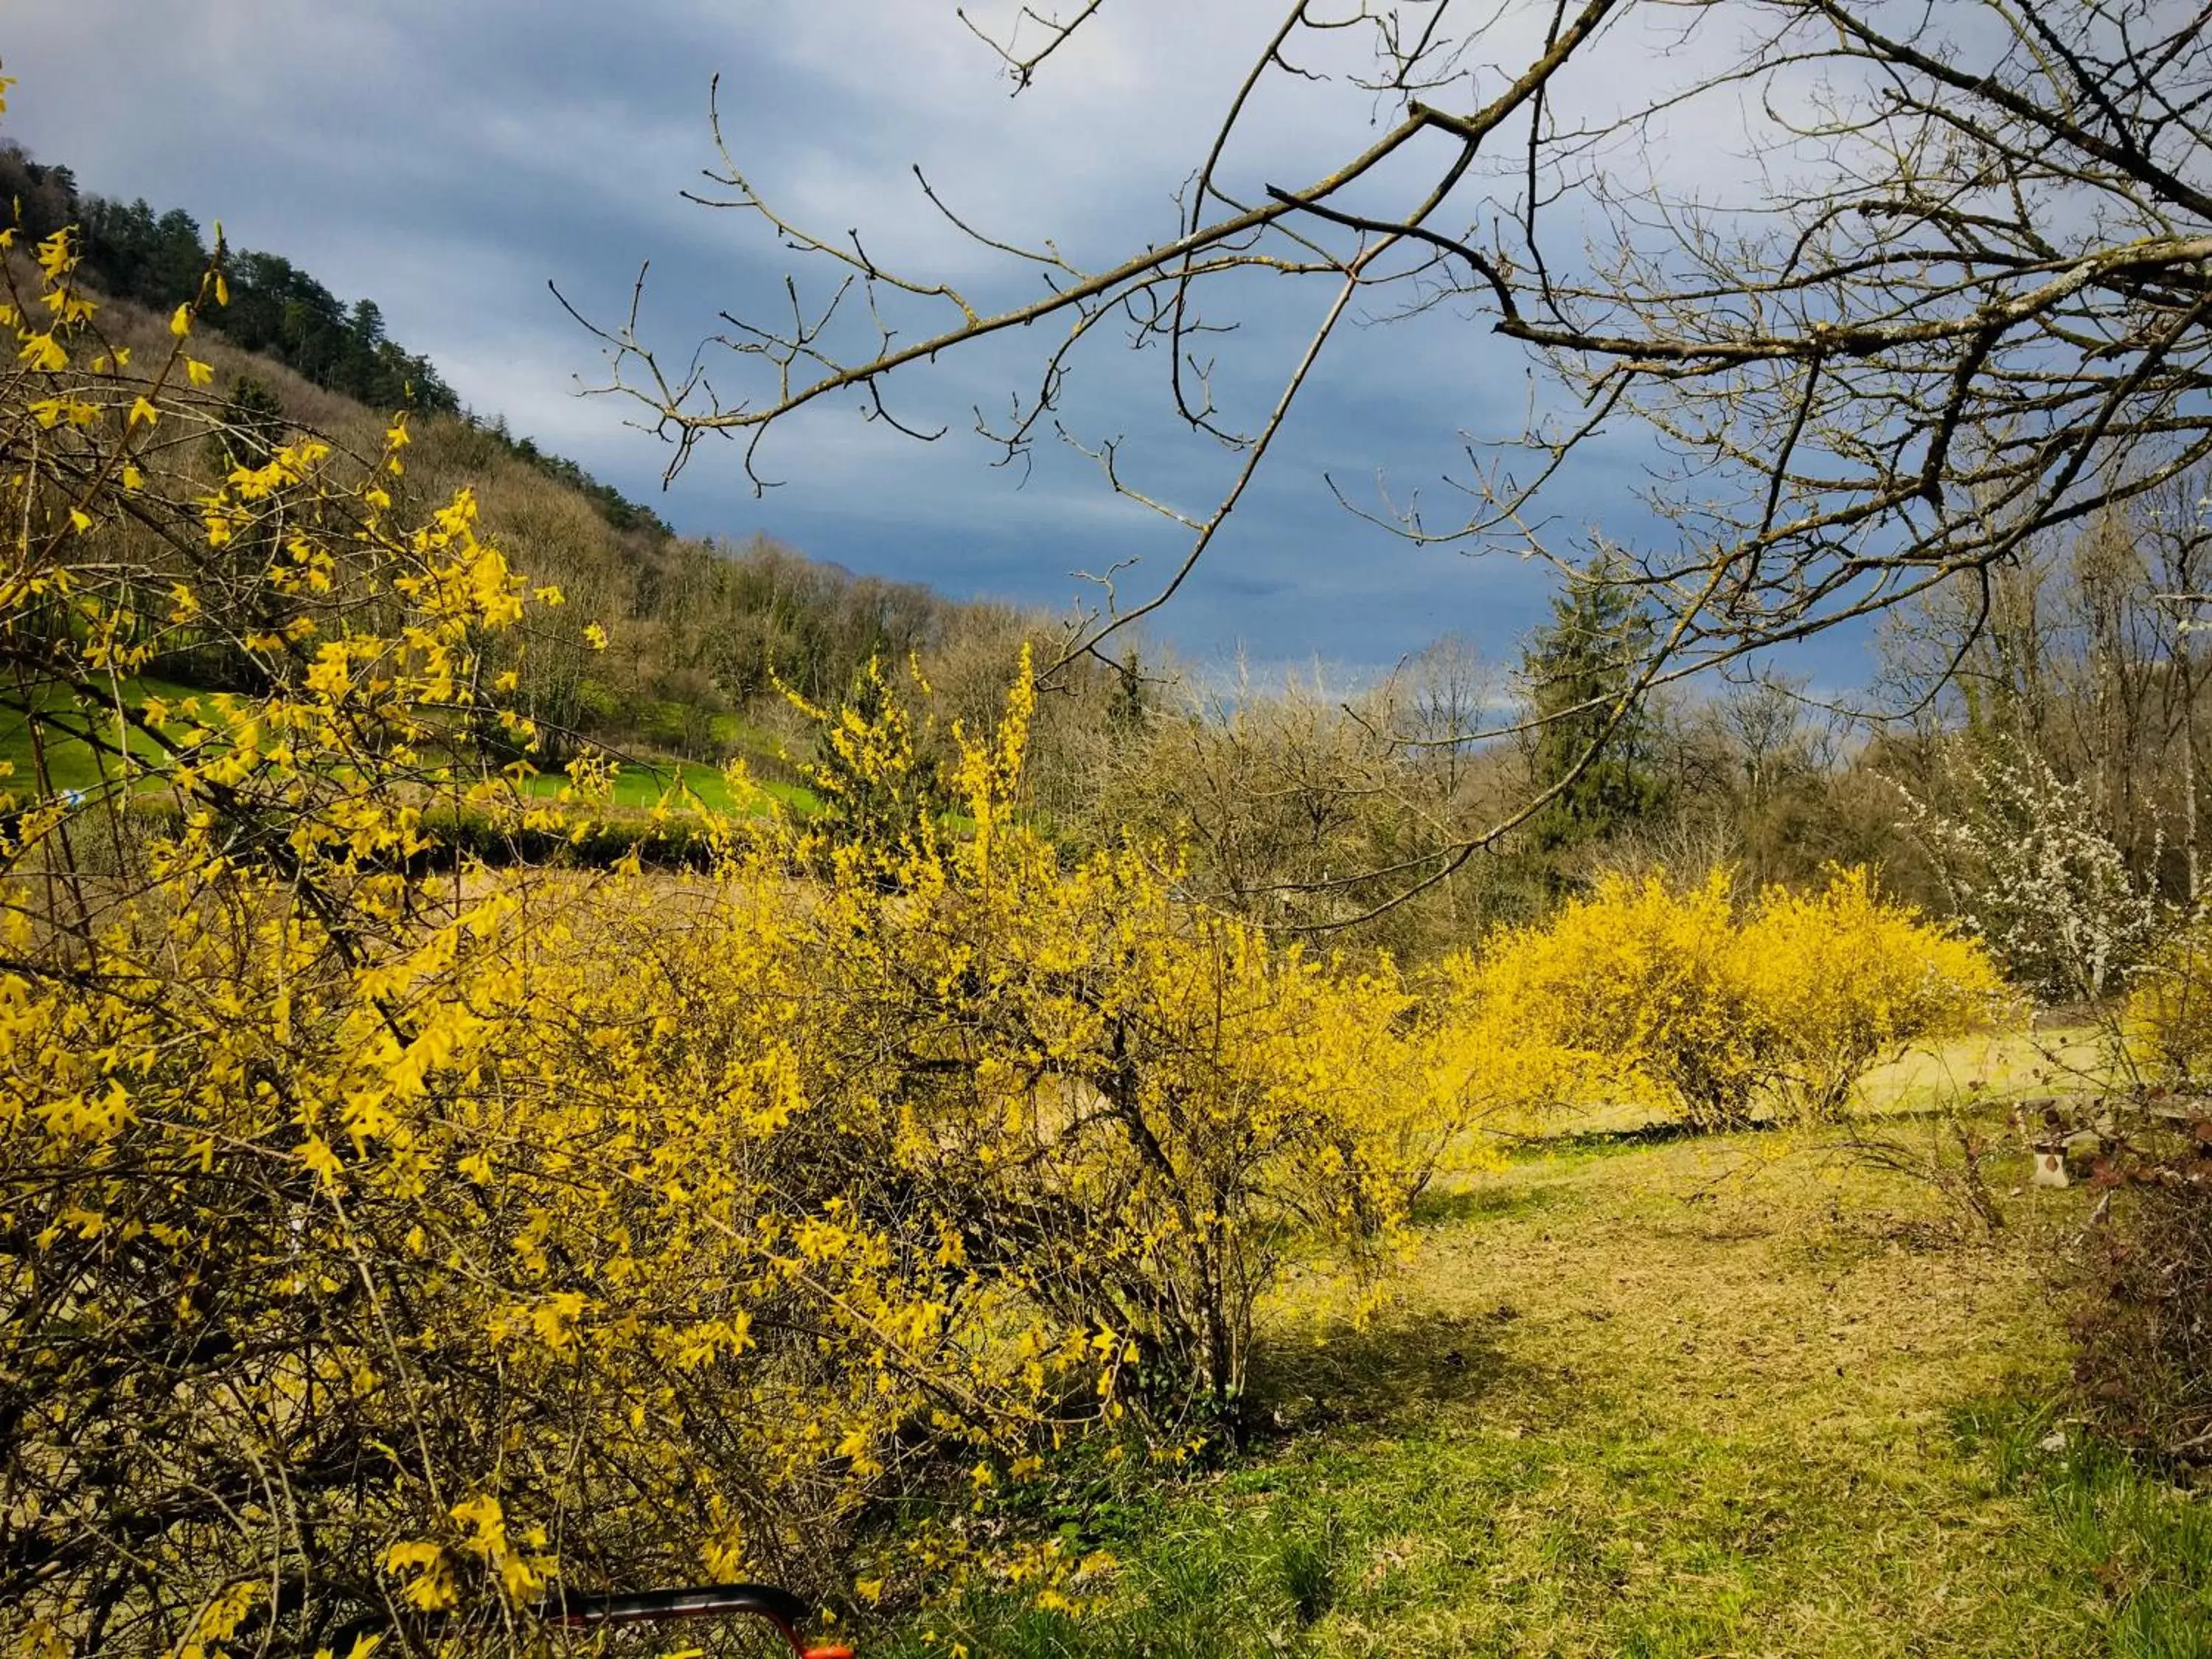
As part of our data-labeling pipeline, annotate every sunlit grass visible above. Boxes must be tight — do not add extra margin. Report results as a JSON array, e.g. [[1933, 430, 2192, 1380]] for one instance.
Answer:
[[0, 673, 201, 795], [878, 1098, 2205, 1658], [0, 675, 824, 820], [509, 757, 818, 816], [1857, 1025, 2111, 1113]]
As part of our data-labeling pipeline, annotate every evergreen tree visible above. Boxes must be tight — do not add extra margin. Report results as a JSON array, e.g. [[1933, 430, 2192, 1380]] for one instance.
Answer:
[[208, 376, 288, 473], [1107, 646, 1152, 734], [1520, 552, 1664, 858]]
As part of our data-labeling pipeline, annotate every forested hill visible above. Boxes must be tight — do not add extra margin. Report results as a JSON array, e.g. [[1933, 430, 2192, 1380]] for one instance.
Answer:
[[1, 153, 1102, 794], [0, 141, 669, 535]]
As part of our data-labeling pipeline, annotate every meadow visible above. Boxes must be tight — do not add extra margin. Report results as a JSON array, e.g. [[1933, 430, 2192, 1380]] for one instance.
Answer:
[[887, 1062, 2210, 1658], [0, 672, 820, 821]]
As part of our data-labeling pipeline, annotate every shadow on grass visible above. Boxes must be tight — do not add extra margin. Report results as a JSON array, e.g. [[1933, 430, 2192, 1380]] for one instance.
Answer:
[[1520, 1116, 1790, 1159], [1501, 1091, 2051, 1169], [1245, 1302, 1548, 1442], [1410, 1181, 1563, 1228]]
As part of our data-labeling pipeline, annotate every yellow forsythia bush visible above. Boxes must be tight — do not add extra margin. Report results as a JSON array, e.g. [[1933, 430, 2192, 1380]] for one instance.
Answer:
[[1455, 868, 2002, 1129], [2124, 917, 2212, 1082], [0, 212, 1456, 1655], [1740, 868, 2007, 1120], [1454, 869, 1761, 1130]]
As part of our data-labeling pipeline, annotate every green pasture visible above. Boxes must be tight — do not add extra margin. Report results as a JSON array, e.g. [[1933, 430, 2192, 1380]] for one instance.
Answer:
[[0, 673, 202, 796], [0, 675, 820, 821]]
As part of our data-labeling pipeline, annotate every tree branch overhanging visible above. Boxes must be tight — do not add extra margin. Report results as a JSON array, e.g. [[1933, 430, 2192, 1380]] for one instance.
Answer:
[[575, 0, 2212, 911]]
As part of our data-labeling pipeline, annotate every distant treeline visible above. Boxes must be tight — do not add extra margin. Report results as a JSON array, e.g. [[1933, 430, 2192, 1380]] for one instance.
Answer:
[[0, 143, 668, 535]]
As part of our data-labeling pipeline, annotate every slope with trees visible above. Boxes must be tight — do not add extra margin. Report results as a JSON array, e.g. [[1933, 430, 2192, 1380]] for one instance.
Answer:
[[0, 212, 1121, 807], [0, 140, 678, 534]]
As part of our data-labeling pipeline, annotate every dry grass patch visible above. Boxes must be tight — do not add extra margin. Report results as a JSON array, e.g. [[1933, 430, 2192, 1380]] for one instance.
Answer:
[[1857, 1026, 2107, 1116]]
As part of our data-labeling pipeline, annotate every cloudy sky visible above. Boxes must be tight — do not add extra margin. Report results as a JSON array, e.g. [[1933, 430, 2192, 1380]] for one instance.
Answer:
[[4, 1, 1865, 684]]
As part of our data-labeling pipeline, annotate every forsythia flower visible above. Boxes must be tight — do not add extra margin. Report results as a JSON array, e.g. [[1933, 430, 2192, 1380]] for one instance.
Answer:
[[0, 218, 1465, 1659], [1453, 868, 2002, 1129]]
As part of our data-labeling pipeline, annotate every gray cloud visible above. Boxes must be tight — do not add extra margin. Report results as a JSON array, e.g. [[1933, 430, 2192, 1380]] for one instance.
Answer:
[[4, 1, 1870, 688]]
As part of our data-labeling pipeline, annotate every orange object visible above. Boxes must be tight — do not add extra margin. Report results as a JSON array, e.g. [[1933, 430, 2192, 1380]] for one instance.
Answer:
[[803, 1648, 856, 1658]]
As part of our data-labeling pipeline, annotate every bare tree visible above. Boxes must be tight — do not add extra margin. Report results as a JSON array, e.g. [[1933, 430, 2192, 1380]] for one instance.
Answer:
[[1079, 652, 1528, 953], [571, 0, 2212, 898], [1877, 472, 2212, 905]]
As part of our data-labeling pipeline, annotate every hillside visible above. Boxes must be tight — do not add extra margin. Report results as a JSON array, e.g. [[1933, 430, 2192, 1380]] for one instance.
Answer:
[[0, 140, 675, 535], [0, 146, 1130, 813]]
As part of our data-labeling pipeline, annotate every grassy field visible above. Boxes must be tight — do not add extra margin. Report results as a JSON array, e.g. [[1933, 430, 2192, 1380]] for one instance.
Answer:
[[883, 1096, 2210, 1658], [0, 675, 823, 818], [510, 756, 818, 816], [0, 673, 202, 795]]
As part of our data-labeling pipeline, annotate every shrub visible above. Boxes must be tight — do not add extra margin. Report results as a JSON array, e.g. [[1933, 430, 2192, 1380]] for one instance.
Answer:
[[2073, 1169, 2212, 1463], [0, 220, 1448, 1655], [1458, 868, 2000, 1130], [1458, 869, 1766, 1130], [2124, 918, 2212, 1083], [1902, 739, 2163, 1003], [2072, 929, 2212, 1461], [767, 660, 1452, 1436], [1742, 868, 2008, 1121]]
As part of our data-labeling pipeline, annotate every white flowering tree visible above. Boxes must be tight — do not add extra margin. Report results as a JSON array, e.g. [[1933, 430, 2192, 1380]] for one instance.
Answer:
[[1902, 741, 2165, 1005]]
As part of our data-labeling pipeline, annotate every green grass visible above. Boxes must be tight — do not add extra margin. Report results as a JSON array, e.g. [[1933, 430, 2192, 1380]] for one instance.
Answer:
[[0, 673, 204, 796], [1953, 1399, 2212, 1658], [0, 676, 823, 821], [873, 1120, 2208, 1658], [511, 757, 818, 817]]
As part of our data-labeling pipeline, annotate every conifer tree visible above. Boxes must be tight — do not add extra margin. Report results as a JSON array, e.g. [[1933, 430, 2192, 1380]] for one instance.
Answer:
[[1520, 552, 1663, 860]]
